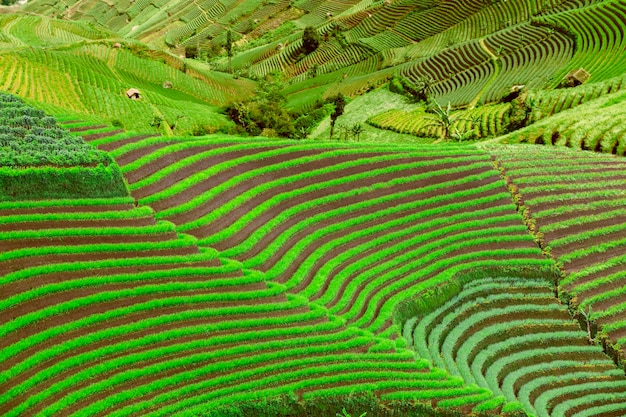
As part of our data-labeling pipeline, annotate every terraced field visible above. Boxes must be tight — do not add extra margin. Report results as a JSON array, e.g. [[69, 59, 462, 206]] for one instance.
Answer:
[[407, 277, 626, 417], [489, 146, 626, 358], [3, 0, 626, 414], [1, 197, 494, 416]]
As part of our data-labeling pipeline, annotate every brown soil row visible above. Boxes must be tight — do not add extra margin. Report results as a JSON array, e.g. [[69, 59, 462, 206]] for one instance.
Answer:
[[132, 147, 304, 202], [0, 246, 200, 276], [69, 125, 108, 132], [0, 204, 136, 216], [527, 195, 626, 214], [81, 129, 125, 141], [185, 159, 488, 241], [540, 214, 626, 242], [1, 258, 222, 299], [2, 297, 320, 414], [115, 142, 174, 166], [125, 143, 283, 188], [560, 244, 626, 275], [26, 319, 344, 416], [0, 215, 156, 233], [97, 134, 160, 151], [219, 169, 498, 256], [1, 231, 180, 252], [550, 228, 626, 259], [0, 293, 293, 373], [522, 178, 626, 200], [90, 345, 390, 417]]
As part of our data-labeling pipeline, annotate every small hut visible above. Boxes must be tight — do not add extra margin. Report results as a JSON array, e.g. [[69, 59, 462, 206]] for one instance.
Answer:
[[125, 88, 141, 99], [113, 42, 122, 49], [163, 81, 173, 89], [562, 68, 590, 88]]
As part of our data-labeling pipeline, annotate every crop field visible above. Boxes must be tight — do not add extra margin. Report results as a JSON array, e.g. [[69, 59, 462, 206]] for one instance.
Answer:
[[2, 0, 626, 415], [490, 145, 626, 362]]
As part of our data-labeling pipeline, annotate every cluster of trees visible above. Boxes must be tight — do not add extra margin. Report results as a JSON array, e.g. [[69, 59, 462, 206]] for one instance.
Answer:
[[0, 94, 112, 167], [224, 74, 345, 139], [389, 73, 434, 103]]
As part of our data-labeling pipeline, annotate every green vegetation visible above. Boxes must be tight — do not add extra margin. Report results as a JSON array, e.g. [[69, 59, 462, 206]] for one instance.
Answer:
[[0, 93, 128, 200], [2, 0, 626, 415]]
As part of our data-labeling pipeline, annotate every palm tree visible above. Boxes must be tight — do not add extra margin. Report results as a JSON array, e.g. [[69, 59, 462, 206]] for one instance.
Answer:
[[425, 100, 473, 141]]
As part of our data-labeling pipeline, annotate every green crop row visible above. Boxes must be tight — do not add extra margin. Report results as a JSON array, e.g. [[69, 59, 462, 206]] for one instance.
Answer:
[[0, 299, 325, 393], [559, 237, 626, 264], [0, 279, 286, 340], [482, 345, 605, 397], [540, 209, 625, 233], [308, 214, 526, 307], [568, 269, 626, 297], [0, 264, 251, 313], [0, 196, 135, 210], [0, 233, 197, 263], [549, 222, 626, 248], [4, 316, 356, 415], [209, 165, 499, 251], [0, 296, 313, 376], [434, 300, 565, 373], [535, 379, 626, 417], [535, 198, 626, 219], [151, 154, 489, 223], [516, 368, 625, 416], [271, 211, 526, 292], [0, 164, 129, 201], [219, 171, 501, 255], [239, 181, 509, 271], [124, 369, 464, 417], [568, 401, 626, 417], [136, 145, 430, 209], [551, 391, 626, 417], [0, 251, 220, 287], [348, 249, 546, 333], [47, 345, 428, 417], [0, 205, 153, 225], [0, 220, 176, 241]]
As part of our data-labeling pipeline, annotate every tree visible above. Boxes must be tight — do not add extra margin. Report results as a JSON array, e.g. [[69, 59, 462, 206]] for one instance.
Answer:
[[184, 45, 198, 59], [579, 305, 594, 343], [351, 123, 363, 141], [329, 93, 346, 140], [225, 29, 233, 73], [425, 100, 472, 142], [302, 26, 320, 54]]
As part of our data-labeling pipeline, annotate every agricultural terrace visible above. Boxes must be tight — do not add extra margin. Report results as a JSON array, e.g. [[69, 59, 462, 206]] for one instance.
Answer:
[[499, 87, 626, 156], [490, 145, 626, 361], [101, 132, 552, 340], [0, 195, 497, 416], [407, 276, 626, 417], [0, 15, 252, 134]]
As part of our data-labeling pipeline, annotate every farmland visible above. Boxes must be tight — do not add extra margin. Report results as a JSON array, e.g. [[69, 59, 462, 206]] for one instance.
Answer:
[[2, 0, 626, 415]]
